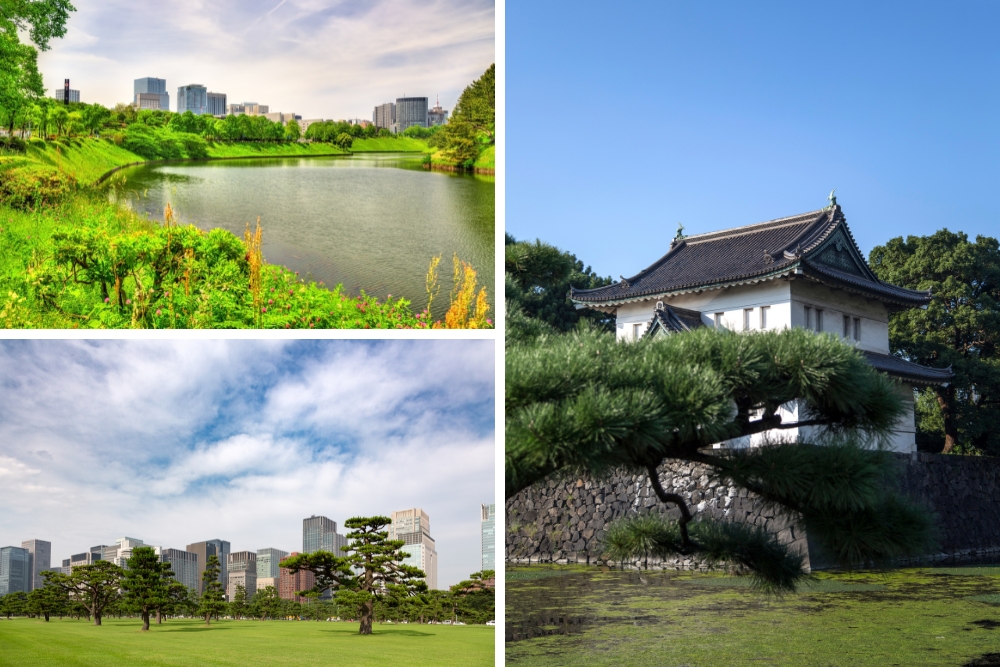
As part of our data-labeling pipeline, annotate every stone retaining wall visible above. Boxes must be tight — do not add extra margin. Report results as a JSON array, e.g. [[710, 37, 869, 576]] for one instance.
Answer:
[[505, 453, 1000, 569]]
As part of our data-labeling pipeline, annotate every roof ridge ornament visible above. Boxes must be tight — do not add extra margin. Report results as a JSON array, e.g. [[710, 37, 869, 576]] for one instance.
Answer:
[[675, 222, 685, 240], [619, 275, 630, 287], [827, 189, 837, 209]]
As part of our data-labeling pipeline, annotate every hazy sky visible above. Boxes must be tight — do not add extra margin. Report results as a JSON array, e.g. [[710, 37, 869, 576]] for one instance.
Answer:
[[0, 340, 495, 589], [507, 0, 1000, 278], [37, 0, 495, 120]]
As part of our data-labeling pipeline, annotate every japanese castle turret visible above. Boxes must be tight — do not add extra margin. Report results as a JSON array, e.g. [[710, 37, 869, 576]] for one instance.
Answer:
[[570, 202, 953, 454]]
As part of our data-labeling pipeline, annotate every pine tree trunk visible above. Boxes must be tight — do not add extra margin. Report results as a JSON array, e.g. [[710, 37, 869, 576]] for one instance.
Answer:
[[43, 612, 50, 622], [359, 600, 374, 635], [142, 611, 150, 631], [937, 387, 959, 453], [204, 613, 211, 626], [156, 610, 162, 624], [93, 612, 102, 626]]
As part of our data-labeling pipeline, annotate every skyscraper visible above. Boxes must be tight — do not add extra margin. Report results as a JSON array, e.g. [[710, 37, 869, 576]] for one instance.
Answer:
[[278, 552, 315, 602], [227, 551, 257, 600], [0, 546, 31, 594], [207, 92, 227, 116], [103, 537, 144, 568], [186, 539, 230, 593], [51, 88, 80, 103], [257, 548, 289, 579], [21, 539, 51, 591], [177, 84, 208, 115], [481, 504, 495, 572], [303, 516, 347, 555], [157, 548, 199, 592], [373, 102, 395, 130], [394, 97, 428, 132], [428, 96, 449, 126], [388, 508, 438, 590], [134, 77, 169, 111]]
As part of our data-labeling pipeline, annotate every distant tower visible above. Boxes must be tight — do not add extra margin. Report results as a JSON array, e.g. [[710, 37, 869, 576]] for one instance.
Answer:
[[63, 79, 69, 105]]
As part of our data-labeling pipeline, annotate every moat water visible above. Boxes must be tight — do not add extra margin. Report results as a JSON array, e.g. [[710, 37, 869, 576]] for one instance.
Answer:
[[113, 153, 494, 319]]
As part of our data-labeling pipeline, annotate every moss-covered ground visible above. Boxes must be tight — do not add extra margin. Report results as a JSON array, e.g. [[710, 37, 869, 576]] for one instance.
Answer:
[[0, 617, 493, 666], [505, 564, 1000, 667]]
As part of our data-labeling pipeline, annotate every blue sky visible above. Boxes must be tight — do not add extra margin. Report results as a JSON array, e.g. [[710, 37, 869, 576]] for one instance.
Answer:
[[506, 1, 1000, 279], [37, 0, 494, 120], [0, 340, 495, 588]]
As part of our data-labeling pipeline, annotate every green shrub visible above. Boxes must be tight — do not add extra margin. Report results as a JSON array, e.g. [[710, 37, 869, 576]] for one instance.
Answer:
[[0, 165, 76, 209], [122, 124, 160, 159], [0, 137, 27, 153], [178, 133, 209, 160]]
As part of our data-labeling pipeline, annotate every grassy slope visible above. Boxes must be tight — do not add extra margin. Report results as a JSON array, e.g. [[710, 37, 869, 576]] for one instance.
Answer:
[[204, 142, 346, 159], [351, 137, 430, 152], [0, 618, 494, 667], [506, 565, 1000, 667]]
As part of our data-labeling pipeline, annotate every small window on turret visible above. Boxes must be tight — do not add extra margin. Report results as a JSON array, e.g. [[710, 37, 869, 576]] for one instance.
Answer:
[[854, 317, 861, 341], [804, 305, 812, 329], [816, 309, 824, 332], [715, 312, 724, 329], [843, 315, 851, 338], [760, 306, 770, 329]]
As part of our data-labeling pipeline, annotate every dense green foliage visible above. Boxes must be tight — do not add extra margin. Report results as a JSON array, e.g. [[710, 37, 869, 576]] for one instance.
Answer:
[[430, 64, 495, 169], [507, 565, 1000, 667], [43, 560, 123, 625], [870, 230, 1000, 455], [198, 555, 226, 625], [507, 320, 935, 591], [505, 233, 614, 333], [283, 516, 428, 635], [120, 546, 170, 631], [0, 616, 493, 666]]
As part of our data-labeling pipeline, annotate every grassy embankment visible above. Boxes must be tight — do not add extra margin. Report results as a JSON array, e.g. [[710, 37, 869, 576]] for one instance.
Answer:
[[0, 617, 494, 667], [0, 136, 492, 329], [506, 565, 1000, 667], [429, 144, 494, 175]]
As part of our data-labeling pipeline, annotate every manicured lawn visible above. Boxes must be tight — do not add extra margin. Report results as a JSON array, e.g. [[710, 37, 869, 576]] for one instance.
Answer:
[[506, 565, 1000, 667], [0, 617, 494, 667]]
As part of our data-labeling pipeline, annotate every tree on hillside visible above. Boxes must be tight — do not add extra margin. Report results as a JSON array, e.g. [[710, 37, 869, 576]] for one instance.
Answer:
[[452, 64, 495, 145], [507, 324, 936, 591], [869, 230, 1000, 454], [505, 234, 614, 334], [121, 546, 169, 631], [285, 118, 301, 141], [198, 555, 226, 625], [335, 132, 354, 152], [283, 516, 428, 635], [45, 561, 123, 625]]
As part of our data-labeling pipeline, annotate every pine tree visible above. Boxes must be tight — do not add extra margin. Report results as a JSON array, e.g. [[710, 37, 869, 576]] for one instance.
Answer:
[[229, 584, 248, 620], [197, 555, 226, 625], [121, 546, 169, 631], [283, 516, 428, 635], [250, 585, 282, 621], [507, 325, 936, 591], [27, 577, 69, 621], [46, 561, 123, 625]]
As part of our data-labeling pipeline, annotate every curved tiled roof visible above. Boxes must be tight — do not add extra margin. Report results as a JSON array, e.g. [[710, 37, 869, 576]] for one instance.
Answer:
[[570, 205, 931, 309], [862, 351, 954, 385]]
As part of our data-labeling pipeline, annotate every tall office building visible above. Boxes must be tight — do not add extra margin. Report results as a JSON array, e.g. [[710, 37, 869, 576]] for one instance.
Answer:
[[227, 551, 257, 600], [186, 539, 230, 593], [134, 77, 169, 111], [157, 548, 199, 592], [52, 89, 80, 103], [206, 92, 227, 117], [395, 97, 428, 132], [303, 516, 347, 555], [103, 537, 144, 568], [257, 548, 289, 579], [481, 504, 495, 572], [388, 508, 438, 590], [278, 552, 315, 602], [21, 539, 51, 591], [0, 546, 31, 595], [177, 84, 208, 115], [428, 96, 449, 126], [373, 102, 395, 130]]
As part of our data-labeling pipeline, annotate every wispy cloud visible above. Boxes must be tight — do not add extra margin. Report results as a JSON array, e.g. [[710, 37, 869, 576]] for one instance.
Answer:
[[36, 0, 495, 119], [0, 340, 495, 588]]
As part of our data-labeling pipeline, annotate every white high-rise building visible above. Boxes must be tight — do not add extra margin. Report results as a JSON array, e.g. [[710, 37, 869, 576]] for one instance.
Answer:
[[481, 504, 495, 572], [388, 508, 438, 590], [104, 537, 144, 568]]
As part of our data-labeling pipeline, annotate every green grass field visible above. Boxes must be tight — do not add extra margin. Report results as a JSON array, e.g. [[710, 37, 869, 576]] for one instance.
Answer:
[[350, 136, 430, 152], [0, 617, 494, 666], [506, 565, 1000, 667]]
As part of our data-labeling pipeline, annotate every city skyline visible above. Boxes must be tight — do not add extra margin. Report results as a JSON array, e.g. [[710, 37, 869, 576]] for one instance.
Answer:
[[0, 340, 494, 588], [35, 0, 494, 121]]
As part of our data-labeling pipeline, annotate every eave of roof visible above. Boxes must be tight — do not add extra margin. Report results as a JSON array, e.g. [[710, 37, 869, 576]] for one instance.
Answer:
[[861, 351, 953, 385]]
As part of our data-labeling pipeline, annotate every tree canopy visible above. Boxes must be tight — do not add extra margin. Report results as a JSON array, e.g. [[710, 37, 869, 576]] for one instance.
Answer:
[[869, 229, 1000, 454], [44, 560, 122, 625], [121, 545, 170, 630], [283, 515, 428, 635], [507, 321, 936, 591], [198, 555, 226, 625]]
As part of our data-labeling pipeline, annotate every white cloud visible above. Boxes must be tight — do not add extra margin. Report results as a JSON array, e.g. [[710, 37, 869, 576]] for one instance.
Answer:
[[0, 340, 495, 588], [35, 0, 495, 119]]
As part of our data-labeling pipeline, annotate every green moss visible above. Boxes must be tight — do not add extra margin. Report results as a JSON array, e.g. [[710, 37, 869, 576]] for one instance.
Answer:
[[0, 617, 492, 666], [506, 565, 1000, 666]]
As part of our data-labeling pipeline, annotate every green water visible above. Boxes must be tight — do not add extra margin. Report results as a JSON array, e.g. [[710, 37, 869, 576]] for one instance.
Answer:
[[113, 153, 494, 318]]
